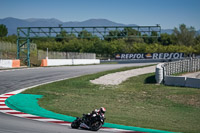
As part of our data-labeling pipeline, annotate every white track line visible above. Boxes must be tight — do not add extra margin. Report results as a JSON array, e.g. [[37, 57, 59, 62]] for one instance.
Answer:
[[0, 67, 43, 73], [0, 110, 19, 113]]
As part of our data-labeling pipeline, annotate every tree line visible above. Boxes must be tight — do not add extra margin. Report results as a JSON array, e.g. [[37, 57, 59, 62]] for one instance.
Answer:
[[0, 24, 200, 58]]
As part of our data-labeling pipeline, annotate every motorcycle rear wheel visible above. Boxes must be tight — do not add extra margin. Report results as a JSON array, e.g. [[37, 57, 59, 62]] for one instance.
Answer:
[[90, 121, 102, 131]]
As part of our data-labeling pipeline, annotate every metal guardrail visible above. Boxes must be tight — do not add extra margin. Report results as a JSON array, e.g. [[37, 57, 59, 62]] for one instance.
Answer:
[[163, 58, 200, 76]]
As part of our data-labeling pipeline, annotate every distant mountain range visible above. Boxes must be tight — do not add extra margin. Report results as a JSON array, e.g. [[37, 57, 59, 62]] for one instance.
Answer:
[[0, 17, 199, 35]]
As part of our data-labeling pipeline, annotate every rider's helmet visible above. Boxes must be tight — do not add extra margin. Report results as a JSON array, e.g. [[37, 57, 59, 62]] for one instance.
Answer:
[[100, 107, 106, 114]]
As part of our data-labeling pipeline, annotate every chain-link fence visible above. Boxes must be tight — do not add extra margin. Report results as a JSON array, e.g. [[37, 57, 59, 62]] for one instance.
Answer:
[[0, 41, 37, 51], [37, 50, 96, 60], [156, 58, 200, 87], [0, 41, 95, 59], [0, 51, 17, 59], [163, 58, 200, 76], [0, 41, 38, 60], [0, 41, 17, 52]]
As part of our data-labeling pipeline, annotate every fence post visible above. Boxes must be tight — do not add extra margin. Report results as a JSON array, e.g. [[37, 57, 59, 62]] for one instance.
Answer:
[[166, 63, 168, 75], [198, 59, 200, 71], [173, 62, 175, 74], [175, 62, 177, 74], [191, 59, 194, 72], [181, 60, 183, 73], [159, 58, 200, 79], [195, 59, 198, 71], [187, 60, 189, 72]]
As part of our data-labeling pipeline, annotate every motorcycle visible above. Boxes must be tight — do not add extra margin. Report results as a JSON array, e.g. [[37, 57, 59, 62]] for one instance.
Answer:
[[71, 113, 105, 131]]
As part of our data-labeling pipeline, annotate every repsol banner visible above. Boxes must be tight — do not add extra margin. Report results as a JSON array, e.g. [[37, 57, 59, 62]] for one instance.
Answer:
[[115, 53, 184, 59]]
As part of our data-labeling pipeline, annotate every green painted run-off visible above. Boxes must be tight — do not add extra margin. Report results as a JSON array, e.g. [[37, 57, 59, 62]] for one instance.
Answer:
[[5, 93, 179, 133]]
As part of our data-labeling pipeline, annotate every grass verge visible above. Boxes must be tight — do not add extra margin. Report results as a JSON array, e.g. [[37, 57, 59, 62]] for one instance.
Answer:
[[23, 66, 200, 133]]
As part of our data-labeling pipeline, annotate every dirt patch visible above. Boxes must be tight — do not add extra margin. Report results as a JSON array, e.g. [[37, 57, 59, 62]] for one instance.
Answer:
[[90, 66, 156, 85]]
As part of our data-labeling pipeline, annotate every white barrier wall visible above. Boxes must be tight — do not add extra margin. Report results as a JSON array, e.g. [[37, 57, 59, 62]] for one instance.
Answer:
[[47, 59, 73, 66], [0, 59, 13, 68], [0, 59, 20, 68], [73, 59, 100, 65], [44, 59, 100, 66]]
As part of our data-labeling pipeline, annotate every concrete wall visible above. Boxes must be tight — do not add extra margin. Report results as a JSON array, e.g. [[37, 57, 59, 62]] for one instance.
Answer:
[[73, 59, 100, 65], [47, 59, 73, 66], [164, 76, 200, 89], [0, 60, 12, 68], [41, 59, 100, 67], [164, 76, 186, 87], [185, 78, 200, 88], [0, 59, 20, 68]]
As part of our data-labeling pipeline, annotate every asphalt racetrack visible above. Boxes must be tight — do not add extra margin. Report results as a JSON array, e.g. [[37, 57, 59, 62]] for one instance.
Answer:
[[0, 63, 156, 133]]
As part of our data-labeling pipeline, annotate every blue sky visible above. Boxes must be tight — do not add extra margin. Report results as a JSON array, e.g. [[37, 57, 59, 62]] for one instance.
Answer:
[[1, 0, 200, 29]]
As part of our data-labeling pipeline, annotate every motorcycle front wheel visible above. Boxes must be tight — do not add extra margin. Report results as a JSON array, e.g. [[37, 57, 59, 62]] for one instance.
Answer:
[[71, 118, 81, 129]]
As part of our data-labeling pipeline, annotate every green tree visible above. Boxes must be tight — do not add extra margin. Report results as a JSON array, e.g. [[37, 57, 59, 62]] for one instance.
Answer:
[[173, 24, 196, 46], [123, 27, 141, 37], [65, 38, 83, 52], [0, 34, 17, 43], [78, 30, 93, 39], [142, 34, 149, 44], [123, 28, 143, 43], [105, 30, 122, 41], [55, 30, 75, 42], [93, 40, 104, 55], [142, 31, 158, 44], [0, 24, 8, 38], [195, 35, 200, 44], [149, 31, 158, 44], [158, 33, 172, 45]]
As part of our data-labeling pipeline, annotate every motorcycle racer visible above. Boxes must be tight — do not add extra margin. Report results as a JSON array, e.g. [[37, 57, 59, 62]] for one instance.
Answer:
[[71, 107, 106, 131], [85, 107, 106, 120]]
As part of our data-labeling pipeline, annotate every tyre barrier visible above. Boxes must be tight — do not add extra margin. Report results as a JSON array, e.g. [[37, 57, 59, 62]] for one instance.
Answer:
[[155, 63, 164, 84]]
